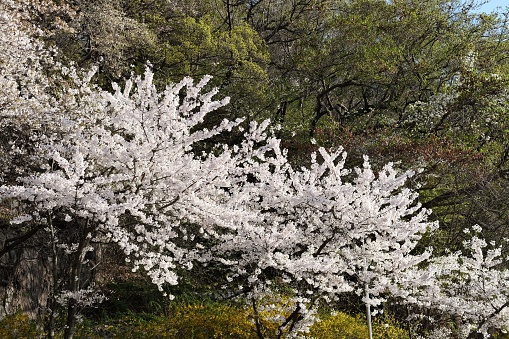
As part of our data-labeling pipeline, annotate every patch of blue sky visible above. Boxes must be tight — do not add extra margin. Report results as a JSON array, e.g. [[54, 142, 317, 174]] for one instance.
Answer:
[[476, 0, 507, 13]]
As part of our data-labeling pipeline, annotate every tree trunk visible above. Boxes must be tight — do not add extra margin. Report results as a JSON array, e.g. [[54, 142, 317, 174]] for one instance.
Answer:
[[0, 231, 51, 321]]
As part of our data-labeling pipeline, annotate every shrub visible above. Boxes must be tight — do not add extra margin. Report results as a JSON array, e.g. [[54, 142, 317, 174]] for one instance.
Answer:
[[309, 311, 408, 339], [163, 303, 256, 339], [0, 313, 38, 339], [0, 301, 407, 338], [74, 302, 408, 339], [74, 303, 256, 338]]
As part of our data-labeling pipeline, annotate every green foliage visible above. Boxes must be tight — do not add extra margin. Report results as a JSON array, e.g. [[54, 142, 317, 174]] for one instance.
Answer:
[[310, 312, 368, 339], [161, 303, 255, 339], [310, 311, 408, 339], [0, 303, 408, 339], [75, 301, 410, 339], [268, 0, 509, 136], [121, 1, 271, 121], [75, 302, 258, 338], [0, 313, 38, 339]]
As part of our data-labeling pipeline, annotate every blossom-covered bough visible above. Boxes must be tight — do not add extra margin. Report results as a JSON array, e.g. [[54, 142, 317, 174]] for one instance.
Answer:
[[399, 225, 509, 338], [1, 57, 247, 336], [206, 140, 440, 337], [1, 1, 509, 338]]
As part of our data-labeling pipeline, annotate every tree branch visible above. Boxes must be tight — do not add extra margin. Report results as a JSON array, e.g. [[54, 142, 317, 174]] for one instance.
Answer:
[[0, 223, 45, 258]]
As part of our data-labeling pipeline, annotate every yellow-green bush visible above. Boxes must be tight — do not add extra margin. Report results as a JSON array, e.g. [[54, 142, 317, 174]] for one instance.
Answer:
[[309, 312, 367, 339], [309, 311, 408, 339], [161, 303, 256, 339], [1, 302, 408, 339], [83, 303, 407, 339], [0, 313, 38, 339], [75, 303, 257, 338]]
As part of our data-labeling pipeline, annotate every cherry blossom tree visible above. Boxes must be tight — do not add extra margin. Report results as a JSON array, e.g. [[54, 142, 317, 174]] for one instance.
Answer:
[[203, 140, 439, 337], [398, 225, 509, 338], [0, 57, 251, 336], [0, 3, 250, 335]]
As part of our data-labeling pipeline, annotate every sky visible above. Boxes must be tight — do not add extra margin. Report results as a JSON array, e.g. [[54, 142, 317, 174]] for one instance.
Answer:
[[476, 0, 507, 13]]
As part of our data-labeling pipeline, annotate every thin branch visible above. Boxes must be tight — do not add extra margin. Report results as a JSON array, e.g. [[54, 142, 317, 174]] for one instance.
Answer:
[[276, 304, 301, 339], [0, 223, 45, 258], [252, 297, 264, 339]]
